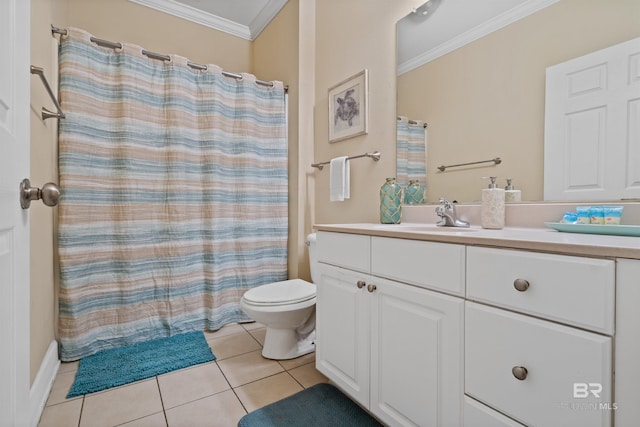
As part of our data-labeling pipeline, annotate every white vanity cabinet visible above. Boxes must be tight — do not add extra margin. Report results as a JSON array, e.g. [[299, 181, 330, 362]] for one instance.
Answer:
[[316, 231, 464, 427], [315, 226, 632, 426]]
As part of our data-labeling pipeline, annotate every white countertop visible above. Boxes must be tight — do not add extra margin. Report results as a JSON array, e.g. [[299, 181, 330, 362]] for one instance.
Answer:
[[314, 223, 640, 260]]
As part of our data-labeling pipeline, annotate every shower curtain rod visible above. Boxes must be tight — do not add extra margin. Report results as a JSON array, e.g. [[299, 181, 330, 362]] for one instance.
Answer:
[[51, 25, 288, 92], [397, 116, 427, 128]]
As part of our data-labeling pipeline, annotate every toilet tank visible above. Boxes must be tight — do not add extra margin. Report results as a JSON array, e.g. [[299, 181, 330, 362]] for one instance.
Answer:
[[306, 233, 318, 283]]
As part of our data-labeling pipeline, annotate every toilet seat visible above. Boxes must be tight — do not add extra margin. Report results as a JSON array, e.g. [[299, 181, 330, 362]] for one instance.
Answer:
[[243, 279, 316, 306]]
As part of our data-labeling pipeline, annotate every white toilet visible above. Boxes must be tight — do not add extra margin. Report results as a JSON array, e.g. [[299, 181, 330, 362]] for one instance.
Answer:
[[240, 233, 318, 360]]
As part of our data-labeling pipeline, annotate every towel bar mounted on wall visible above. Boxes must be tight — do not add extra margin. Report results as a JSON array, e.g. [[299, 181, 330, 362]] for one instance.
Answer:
[[311, 151, 381, 170], [437, 157, 501, 172], [30, 65, 65, 120]]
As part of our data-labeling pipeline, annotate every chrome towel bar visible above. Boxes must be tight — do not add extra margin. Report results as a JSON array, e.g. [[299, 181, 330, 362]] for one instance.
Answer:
[[437, 157, 501, 172], [311, 151, 381, 170], [30, 66, 65, 120]]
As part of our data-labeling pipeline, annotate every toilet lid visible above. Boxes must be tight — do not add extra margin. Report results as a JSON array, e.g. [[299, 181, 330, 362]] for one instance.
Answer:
[[243, 279, 316, 305]]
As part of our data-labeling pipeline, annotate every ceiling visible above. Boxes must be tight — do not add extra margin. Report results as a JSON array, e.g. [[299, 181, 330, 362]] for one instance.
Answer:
[[128, 0, 288, 40], [397, 0, 560, 75]]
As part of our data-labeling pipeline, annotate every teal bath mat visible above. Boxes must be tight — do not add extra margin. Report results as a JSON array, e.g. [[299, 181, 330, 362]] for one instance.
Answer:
[[238, 383, 383, 427], [67, 331, 215, 397]]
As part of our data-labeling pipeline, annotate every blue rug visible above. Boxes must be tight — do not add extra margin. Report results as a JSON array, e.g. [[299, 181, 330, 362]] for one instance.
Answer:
[[238, 383, 383, 427], [67, 331, 215, 397]]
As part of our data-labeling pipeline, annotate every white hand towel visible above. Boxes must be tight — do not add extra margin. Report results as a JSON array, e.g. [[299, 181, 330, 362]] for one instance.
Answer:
[[329, 156, 350, 202], [344, 158, 350, 199]]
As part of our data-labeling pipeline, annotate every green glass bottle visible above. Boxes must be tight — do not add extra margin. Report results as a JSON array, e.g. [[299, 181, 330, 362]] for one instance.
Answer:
[[404, 180, 425, 205], [380, 177, 402, 224]]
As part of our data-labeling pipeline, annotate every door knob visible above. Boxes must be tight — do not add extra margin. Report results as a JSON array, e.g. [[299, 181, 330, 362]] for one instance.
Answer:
[[356, 280, 366, 289], [20, 179, 60, 209], [367, 284, 377, 293]]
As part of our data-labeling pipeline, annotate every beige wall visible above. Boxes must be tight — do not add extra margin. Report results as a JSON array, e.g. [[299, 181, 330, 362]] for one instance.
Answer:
[[313, 0, 418, 224], [398, 0, 640, 203], [252, 0, 307, 280]]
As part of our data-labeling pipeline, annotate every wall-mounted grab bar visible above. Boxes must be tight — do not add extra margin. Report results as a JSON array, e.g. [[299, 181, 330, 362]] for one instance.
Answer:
[[30, 66, 65, 120], [437, 157, 501, 172], [311, 151, 381, 170]]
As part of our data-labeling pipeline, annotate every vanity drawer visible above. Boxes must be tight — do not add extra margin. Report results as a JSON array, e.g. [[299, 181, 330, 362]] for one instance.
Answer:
[[371, 236, 465, 296], [466, 247, 614, 334], [465, 302, 613, 427], [317, 231, 370, 273], [464, 396, 525, 427]]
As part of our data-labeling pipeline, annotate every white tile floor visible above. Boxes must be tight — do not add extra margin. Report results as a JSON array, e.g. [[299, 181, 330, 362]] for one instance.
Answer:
[[38, 322, 329, 427]]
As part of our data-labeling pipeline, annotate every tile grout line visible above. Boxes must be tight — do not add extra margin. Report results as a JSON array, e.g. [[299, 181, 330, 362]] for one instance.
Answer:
[[214, 359, 250, 416], [76, 396, 85, 427], [155, 376, 170, 427]]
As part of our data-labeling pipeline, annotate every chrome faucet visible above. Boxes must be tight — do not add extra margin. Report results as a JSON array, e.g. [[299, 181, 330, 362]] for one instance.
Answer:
[[435, 198, 470, 228]]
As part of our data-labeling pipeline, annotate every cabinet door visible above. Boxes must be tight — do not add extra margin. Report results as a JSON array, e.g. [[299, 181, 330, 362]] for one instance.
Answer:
[[370, 277, 464, 427], [316, 263, 371, 407]]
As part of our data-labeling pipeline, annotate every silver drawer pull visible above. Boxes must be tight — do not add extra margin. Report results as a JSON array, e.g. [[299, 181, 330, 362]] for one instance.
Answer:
[[513, 278, 530, 292], [356, 280, 366, 289], [512, 366, 528, 381], [367, 284, 377, 293]]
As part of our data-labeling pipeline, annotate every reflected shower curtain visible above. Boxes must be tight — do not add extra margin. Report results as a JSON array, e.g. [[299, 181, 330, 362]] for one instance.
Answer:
[[57, 28, 288, 361], [396, 116, 427, 192]]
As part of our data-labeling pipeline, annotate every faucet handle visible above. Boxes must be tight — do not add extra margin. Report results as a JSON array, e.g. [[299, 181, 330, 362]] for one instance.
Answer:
[[438, 197, 453, 210]]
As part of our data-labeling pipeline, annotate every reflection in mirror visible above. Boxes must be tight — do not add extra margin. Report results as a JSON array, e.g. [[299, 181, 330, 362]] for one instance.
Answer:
[[396, 116, 427, 204], [396, 0, 640, 203]]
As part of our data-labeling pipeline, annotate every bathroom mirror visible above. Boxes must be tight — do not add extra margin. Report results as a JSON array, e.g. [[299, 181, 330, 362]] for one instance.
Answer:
[[396, 0, 640, 203]]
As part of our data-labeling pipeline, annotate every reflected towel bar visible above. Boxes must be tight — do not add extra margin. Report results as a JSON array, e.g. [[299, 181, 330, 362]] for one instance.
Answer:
[[438, 157, 501, 172], [30, 66, 65, 120], [312, 151, 381, 170]]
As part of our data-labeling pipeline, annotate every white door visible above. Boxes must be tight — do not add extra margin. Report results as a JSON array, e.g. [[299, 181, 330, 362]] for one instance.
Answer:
[[0, 0, 31, 426], [544, 37, 640, 201]]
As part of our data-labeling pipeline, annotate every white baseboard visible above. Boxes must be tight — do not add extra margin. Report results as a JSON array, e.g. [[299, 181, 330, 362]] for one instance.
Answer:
[[28, 341, 60, 427]]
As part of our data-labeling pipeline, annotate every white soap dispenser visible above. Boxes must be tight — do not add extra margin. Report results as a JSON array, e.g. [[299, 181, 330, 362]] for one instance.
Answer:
[[504, 178, 522, 203], [481, 176, 505, 229]]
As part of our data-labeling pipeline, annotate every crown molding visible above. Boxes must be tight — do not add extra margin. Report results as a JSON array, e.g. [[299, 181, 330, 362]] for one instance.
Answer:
[[128, 0, 287, 41], [249, 0, 288, 38], [398, 0, 560, 76]]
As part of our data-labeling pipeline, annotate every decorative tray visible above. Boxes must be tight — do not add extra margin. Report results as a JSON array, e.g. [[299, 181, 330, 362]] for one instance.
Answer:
[[544, 222, 640, 237]]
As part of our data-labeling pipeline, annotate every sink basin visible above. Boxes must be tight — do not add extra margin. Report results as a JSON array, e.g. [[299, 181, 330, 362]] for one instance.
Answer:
[[396, 226, 477, 233], [372, 224, 476, 233]]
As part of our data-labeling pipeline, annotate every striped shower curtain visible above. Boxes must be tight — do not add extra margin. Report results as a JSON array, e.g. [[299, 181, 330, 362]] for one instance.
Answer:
[[57, 28, 288, 361], [396, 116, 427, 194]]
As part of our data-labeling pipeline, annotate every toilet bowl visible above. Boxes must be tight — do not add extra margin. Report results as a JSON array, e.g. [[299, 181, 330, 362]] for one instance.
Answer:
[[240, 233, 318, 360]]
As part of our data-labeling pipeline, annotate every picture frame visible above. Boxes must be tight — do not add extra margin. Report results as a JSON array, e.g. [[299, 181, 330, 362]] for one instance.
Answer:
[[328, 69, 368, 143]]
